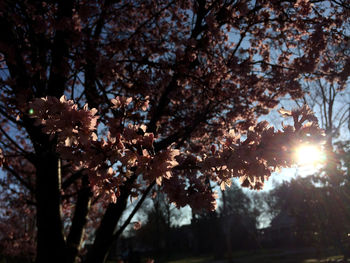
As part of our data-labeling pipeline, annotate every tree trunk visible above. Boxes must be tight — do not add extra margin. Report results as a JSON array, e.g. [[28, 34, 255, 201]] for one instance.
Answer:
[[221, 189, 233, 262], [35, 154, 66, 263], [83, 199, 127, 263], [84, 175, 136, 263], [66, 176, 92, 263]]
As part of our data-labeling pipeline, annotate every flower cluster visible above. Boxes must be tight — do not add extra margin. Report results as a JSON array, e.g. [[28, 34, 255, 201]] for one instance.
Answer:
[[200, 106, 324, 190], [29, 96, 99, 147], [29, 96, 181, 203]]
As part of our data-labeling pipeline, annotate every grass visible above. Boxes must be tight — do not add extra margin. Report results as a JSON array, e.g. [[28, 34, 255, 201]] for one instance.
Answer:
[[166, 256, 213, 263], [303, 255, 350, 262], [157, 249, 349, 263], [107, 249, 350, 263]]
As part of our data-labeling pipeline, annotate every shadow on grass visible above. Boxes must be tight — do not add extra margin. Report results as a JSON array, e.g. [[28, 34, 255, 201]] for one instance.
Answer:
[[154, 248, 350, 263]]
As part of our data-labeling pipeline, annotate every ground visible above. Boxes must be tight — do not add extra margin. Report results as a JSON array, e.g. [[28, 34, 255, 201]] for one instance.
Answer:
[[143, 248, 350, 263]]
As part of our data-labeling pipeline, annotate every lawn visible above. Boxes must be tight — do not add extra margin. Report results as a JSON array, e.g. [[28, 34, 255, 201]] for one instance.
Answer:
[[166, 256, 213, 263], [156, 249, 350, 263]]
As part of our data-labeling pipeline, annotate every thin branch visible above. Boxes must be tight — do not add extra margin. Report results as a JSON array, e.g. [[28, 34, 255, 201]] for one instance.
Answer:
[[2, 163, 34, 193], [0, 125, 28, 155], [318, 79, 329, 131], [0, 105, 24, 126], [113, 180, 156, 238], [0, 179, 36, 205], [330, 0, 350, 9], [70, 71, 78, 101], [62, 169, 84, 190], [129, 1, 175, 40]]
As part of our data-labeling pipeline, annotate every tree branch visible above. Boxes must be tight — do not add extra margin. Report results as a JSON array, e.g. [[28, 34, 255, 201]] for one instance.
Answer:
[[84, 174, 137, 263], [2, 163, 34, 193], [62, 169, 84, 190], [47, 1, 74, 97], [0, 125, 29, 156], [113, 180, 156, 239]]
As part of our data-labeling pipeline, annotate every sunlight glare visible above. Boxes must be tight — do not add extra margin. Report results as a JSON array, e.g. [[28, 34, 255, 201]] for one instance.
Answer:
[[295, 144, 325, 168]]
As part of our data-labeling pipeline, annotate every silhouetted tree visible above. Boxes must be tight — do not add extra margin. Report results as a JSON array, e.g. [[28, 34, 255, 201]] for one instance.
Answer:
[[0, 1, 343, 262], [268, 175, 350, 257]]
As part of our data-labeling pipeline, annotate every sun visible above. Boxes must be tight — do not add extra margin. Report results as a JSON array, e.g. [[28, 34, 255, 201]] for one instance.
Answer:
[[295, 144, 325, 168]]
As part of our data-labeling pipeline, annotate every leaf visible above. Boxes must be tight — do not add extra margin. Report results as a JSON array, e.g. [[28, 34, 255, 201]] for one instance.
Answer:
[[133, 221, 141, 230], [220, 181, 226, 191], [156, 176, 162, 186], [125, 97, 132, 105], [91, 132, 98, 141], [59, 95, 67, 103], [65, 137, 73, 147], [278, 107, 292, 117]]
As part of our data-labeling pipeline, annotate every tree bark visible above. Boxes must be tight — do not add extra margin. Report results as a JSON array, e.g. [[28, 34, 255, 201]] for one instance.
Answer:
[[47, 1, 73, 98], [66, 176, 92, 263], [35, 154, 67, 263]]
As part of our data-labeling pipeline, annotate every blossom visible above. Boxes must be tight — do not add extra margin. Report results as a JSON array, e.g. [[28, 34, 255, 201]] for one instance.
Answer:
[[133, 221, 142, 230]]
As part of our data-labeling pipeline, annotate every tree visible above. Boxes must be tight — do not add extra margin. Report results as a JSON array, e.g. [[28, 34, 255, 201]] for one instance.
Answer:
[[186, 182, 259, 261], [268, 175, 350, 258], [287, 13, 350, 176], [272, 18, 350, 255], [220, 182, 260, 261], [0, 1, 345, 262], [131, 189, 176, 254]]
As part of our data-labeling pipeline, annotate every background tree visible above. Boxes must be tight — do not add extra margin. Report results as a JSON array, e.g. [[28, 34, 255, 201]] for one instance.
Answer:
[[132, 189, 178, 254], [287, 19, 350, 176], [0, 1, 346, 263], [219, 182, 260, 261], [265, 16, 350, 256], [267, 174, 350, 258]]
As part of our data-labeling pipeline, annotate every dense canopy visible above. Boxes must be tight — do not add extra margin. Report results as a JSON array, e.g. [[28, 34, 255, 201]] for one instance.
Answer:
[[0, 1, 348, 263]]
